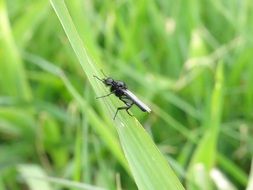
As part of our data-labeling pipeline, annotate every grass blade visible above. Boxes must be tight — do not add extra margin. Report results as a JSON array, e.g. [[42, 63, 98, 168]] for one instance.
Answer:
[[0, 0, 32, 100], [187, 62, 224, 189], [50, 0, 184, 189], [18, 164, 52, 190]]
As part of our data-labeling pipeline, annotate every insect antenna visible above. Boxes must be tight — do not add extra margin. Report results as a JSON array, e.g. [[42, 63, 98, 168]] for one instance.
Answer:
[[93, 75, 104, 82], [100, 69, 108, 78]]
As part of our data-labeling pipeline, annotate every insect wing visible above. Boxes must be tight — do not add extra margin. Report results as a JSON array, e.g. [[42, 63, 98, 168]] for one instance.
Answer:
[[122, 89, 151, 113]]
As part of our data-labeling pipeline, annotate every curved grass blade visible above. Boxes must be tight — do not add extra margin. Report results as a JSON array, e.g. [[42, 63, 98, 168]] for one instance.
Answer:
[[50, 0, 185, 189]]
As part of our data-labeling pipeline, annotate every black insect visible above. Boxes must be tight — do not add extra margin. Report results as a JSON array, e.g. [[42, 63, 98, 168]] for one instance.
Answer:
[[94, 72, 151, 120]]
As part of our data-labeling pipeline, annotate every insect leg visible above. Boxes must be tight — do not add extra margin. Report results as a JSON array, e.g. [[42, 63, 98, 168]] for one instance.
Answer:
[[113, 104, 133, 120], [96, 91, 114, 99], [126, 104, 134, 116]]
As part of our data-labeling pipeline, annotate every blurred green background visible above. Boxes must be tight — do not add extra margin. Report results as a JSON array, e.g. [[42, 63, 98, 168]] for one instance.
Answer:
[[0, 0, 253, 189]]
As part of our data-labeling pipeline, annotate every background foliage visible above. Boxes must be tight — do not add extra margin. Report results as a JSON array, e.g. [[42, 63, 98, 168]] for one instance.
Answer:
[[0, 0, 253, 189]]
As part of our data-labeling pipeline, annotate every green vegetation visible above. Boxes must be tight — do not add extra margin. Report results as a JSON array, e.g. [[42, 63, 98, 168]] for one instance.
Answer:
[[0, 0, 252, 189]]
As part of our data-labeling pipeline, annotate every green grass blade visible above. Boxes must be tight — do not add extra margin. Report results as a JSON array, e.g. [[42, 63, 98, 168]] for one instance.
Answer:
[[246, 159, 253, 190], [13, 0, 50, 47], [218, 154, 248, 186], [187, 62, 224, 189], [50, 0, 184, 189], [18, 164, 104, 190], [18, 164, 52, 190], [0, 0, 32, 100]]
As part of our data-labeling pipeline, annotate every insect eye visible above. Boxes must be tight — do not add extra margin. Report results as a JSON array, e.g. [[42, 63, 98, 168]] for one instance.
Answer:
[[118, 81, 126, 88], [108, 78, 113, 83], [104, 78, 113, 85]]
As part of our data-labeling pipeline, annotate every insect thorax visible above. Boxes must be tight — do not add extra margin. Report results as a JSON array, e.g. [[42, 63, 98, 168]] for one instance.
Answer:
[[110, 85, 124, 96]]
